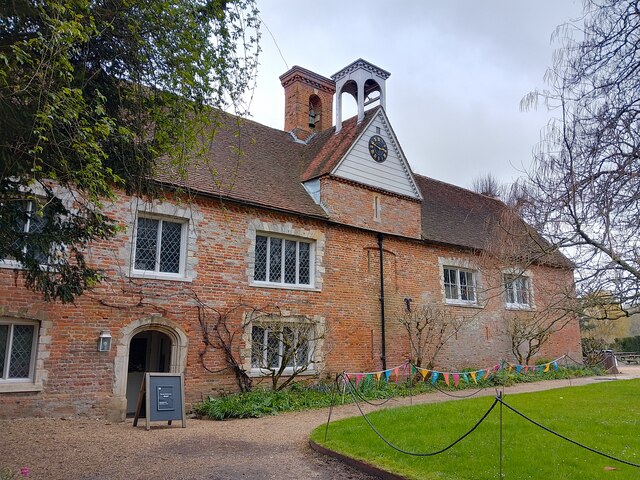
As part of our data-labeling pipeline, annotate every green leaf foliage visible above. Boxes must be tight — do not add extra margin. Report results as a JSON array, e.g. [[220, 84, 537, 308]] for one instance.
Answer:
[[0, 0, 260, 302]]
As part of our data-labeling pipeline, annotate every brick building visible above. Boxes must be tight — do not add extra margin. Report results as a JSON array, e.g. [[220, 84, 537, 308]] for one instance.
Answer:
[[0, 59, 582, 420]]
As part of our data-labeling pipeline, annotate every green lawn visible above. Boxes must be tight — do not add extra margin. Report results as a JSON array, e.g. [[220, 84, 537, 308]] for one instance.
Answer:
[[310, 379, 640, 479]]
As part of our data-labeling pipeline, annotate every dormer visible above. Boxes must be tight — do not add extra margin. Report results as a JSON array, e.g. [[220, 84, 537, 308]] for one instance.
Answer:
[[279, 66, 336, 142], [332, 59, 390, 133]]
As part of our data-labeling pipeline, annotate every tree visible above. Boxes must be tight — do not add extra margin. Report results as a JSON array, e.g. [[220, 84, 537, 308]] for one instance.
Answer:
[[521, 0, 640, 310], [0, 0, 260, 302], [395, 303, 464, 369], [471, 173, 504, 199]]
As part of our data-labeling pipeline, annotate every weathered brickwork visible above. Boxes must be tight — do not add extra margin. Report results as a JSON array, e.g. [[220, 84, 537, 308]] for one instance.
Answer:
[[0, 189, 582, 420]]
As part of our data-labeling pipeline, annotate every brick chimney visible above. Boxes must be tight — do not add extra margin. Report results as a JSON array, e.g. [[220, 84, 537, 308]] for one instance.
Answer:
[[279, 66, 335, 141]]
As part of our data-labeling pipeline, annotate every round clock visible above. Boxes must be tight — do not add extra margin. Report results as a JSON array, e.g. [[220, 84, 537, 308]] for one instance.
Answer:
[[368, 135, 388, 163]]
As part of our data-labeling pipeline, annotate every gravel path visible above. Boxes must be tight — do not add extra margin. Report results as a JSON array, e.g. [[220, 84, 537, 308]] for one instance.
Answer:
[[2, 368, 639, 480]]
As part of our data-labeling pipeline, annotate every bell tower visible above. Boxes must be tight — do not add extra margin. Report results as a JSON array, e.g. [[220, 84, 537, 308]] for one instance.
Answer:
[[331, 59, 390, 133], [279, 65, 336, 141]]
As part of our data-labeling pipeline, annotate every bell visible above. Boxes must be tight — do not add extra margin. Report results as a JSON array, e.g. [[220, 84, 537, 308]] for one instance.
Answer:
[[308, 106, 316, 128]]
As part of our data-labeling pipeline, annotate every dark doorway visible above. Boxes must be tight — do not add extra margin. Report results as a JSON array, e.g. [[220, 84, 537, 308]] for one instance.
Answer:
[[126, 330, 171, 415]]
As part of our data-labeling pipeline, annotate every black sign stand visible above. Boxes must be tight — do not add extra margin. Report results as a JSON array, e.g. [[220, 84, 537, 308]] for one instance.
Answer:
[[133, 373, 186, 430]]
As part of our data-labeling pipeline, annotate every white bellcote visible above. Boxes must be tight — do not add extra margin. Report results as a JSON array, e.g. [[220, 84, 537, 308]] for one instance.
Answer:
[[331, 59, 390, 133]]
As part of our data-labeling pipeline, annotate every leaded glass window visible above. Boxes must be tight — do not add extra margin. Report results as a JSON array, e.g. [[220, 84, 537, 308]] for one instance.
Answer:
[[443, 267, 477, 303], [254, 234, 313, 287], [133, 217, 185, 275], [0, 321, 37, 381], [4, 200, 50, 264], [250, 323, 312, 371], [504, 274, 531, 307]]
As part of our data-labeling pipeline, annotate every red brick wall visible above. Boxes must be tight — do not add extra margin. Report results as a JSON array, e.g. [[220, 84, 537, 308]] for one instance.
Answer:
[[321, 177, 422, 239], [0, 192, 582, 419]]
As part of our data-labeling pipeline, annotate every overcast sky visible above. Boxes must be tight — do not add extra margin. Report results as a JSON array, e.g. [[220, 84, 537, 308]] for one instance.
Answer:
[[246, 1, 583, 190]]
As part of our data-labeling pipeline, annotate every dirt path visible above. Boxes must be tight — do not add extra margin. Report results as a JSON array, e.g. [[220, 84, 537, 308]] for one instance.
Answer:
[[2, 368, 639, 480]]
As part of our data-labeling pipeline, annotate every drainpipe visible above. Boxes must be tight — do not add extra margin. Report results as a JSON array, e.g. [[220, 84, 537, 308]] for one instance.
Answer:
[[377, 232, 387, 371]]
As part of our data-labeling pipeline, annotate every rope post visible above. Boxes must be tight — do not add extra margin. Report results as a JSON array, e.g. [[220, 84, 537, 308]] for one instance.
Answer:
[[324, 373, 341, 441], [498, 391, 504, 479]]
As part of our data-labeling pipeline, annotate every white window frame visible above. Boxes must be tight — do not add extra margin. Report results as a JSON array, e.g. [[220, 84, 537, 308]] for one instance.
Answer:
[[0, 319, 39, 384], [131, 215, 188, 279], [503, 272, 533, 309], [1, 199, 51, 269], [253, 233, 315, 288], [249, 321, 315, 376], [443, 266, 477, 305]]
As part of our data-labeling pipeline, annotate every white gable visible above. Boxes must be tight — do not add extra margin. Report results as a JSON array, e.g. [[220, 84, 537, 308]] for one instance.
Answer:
[[331, 110, 422, 199]]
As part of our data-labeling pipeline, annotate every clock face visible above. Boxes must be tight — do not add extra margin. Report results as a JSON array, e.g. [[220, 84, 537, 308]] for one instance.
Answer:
[[368, 135, 388, 163]]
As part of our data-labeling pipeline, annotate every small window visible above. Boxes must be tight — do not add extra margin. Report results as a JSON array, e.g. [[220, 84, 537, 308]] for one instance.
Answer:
[[443, 267, 477, 303], [251, 323, 313, 372], [254, 234, 313, 287], [133, 216, 187, 276], [0, 320, 38, 382], [3, 199, 50, 265], [373, 195, 382, 222], [504, 274, 531, 307]]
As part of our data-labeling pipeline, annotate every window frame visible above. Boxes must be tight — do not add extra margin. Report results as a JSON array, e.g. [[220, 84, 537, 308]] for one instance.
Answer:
[[252, 233, 315, 289], [249, 321, 315, 375], [0, 319, 39, 384], [503, 272, 533, 309], [443, 266, 478, 305], [131, 214, 189, 279], [1, 199, 51, 269]]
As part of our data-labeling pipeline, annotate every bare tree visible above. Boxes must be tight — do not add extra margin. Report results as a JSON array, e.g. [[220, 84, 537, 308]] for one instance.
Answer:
[[247, 308, 326, 391], [396, 303, 464, 369], [521, 0, 640, 310], [471, 173, 504, 199], [507, 309, 573, 365]]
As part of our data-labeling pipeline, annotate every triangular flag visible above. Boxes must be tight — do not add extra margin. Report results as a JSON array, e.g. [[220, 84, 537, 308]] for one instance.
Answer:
[[420, 368, 429, 380], [508, 365, 513, 373], [355, 374, 363, 387], [462, 373, 469, 384], [544, 363, 550, 373], [443, 373, 450, 386], [385, 370, 391, 381], [470, 371, 477, 384], [477, 370, 484, 381], [453, 373, 460, 387], [553, 361, 559, 370], [484, 369, 491, 380], [431, 371, 439, 384], [393, 367, 399, 381], [494, 364, 500, 372], [375, 372, 382, 382], [411, 365, 417, 376], [524, 365, 529, 373], [366, 374, 373, 384], [516, 365, 522, 373]]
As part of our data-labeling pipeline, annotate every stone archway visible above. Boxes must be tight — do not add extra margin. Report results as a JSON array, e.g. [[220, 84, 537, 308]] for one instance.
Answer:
[[108, 314, 188, 422]]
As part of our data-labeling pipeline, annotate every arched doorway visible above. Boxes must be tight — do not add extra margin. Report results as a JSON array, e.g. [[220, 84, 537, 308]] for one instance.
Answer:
[[125, 330, 172, 415], [110, 315, 188, 422]]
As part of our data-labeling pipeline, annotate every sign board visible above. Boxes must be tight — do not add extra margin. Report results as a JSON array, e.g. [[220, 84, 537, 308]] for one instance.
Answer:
[[133, 373, 186, 430]]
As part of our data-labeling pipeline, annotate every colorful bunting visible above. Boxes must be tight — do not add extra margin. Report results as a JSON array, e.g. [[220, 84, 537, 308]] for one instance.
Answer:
[[431, 371, 439, 384], [544, 363, 550, 373], [443, 373, 450, 386], [453, 373, 460, 387], [470, 371, 477, 384], [355, 374, 363, 387], [462, 373, 469, 384]]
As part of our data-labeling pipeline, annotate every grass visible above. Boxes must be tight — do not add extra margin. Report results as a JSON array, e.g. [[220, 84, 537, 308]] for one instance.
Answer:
[[310, 379, 640, 480], [194, 365, 601, 420]]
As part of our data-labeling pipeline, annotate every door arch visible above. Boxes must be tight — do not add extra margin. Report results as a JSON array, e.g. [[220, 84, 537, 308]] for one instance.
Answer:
[[110, 315, 188, 421]]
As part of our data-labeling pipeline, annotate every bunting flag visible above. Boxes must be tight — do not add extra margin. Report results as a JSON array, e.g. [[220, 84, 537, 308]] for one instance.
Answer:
[[477, 370, 485, 381], [462, 373, 469, 384], [470, 371, 477, 384], [484, 369, 492, 380], [453, 373, 460, 387], [366, 373, 373, 383], [420, 368, 429, 380], [411, 365, 417, 376], [431, 371, 439, 384], [443, 373, 450, 386], [544, 363, 550, 373], [355, 374, 363, 387], [385, 370, 391, 381], [375, 372, 382, 382], [393, 367, 399, 381], [508, 365, 514, 373], [494, 364, 500, 372], [552, 361, 559, 371], [516, 365, 522, 374]]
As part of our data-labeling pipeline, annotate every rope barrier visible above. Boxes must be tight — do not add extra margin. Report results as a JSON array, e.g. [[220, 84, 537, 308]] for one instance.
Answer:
[[497, 397, 640, 469], [339, 373, 500, 457]]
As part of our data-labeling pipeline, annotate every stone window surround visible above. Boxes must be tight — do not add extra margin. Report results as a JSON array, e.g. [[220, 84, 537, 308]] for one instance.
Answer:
[[502, 267, 536, 310], [438, 257, 483, 308], [123, 198, 201, 282], [0, 309, 51, 393], [246, 220, 325, 291], [240, 312, 326, 378]]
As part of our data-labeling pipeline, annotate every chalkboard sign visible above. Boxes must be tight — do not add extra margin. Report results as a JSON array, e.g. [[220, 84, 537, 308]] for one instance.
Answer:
[[133, 373, 186, 430]]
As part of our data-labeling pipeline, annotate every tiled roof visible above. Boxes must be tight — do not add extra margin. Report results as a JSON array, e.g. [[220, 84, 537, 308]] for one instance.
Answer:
[[155, 108, 569, 267], [415, 174, 570, 267]]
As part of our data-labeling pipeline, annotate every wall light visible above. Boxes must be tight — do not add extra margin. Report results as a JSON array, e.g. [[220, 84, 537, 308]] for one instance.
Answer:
[[98, 330, 112, 352]]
